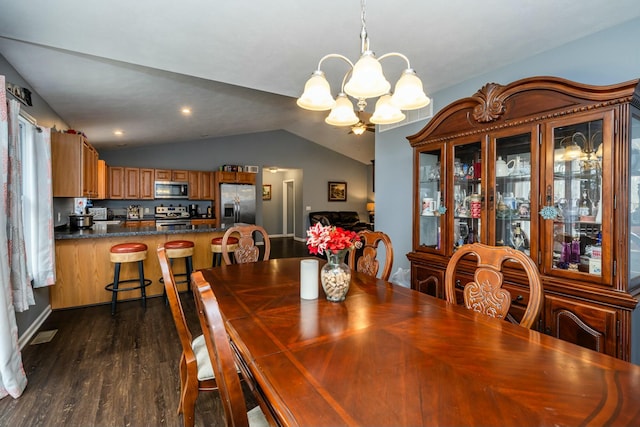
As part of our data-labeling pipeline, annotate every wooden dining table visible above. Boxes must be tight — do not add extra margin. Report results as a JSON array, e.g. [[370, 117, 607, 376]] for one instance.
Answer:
[[198, 257, 640, 426]]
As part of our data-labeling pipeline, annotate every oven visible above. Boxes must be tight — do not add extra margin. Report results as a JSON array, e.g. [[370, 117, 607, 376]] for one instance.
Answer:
[[155, 205, 192, 229], [155, 218, 192, 230]]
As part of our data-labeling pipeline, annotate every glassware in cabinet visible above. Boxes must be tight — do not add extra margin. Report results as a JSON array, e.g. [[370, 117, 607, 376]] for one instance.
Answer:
[[451, 141, 482, 250], [417, 146, 444, 252], [491, 131, 536, 257], [544, 116, 608, 281]]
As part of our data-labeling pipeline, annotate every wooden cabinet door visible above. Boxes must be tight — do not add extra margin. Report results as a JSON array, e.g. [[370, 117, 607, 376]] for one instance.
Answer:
[[412, 264, 444, 298], [188, 171, 200, 199], [217, 171, 236, 183], [82, 141, 98, 197], [51, 132, 82, 197], [155, 169, 171, 181], [200, 171, 214, 200], [139, 168, 154, 199], [237, 172, 256, 184], [172, 170, 189, 182], [544, 294, 618, 358], [96, 160, 107, 200], [124, 167, 140, 199], [108, 166, 124, 199]]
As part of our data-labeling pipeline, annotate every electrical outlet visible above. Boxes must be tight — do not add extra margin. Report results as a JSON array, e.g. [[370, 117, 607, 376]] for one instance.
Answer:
[[144, 207, 150, 213], [306, 206, 311, 211], [57, 212, 61, 222]]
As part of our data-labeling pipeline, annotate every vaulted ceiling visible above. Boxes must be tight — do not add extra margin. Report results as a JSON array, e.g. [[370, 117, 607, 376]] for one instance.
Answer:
[[1, 0, 639, 164]]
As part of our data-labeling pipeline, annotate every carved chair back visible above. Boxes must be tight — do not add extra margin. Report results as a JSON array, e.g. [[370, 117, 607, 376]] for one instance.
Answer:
[[221, 225, 271, 265], [348, 230, 394, 281], [444, 243, 543, 329]]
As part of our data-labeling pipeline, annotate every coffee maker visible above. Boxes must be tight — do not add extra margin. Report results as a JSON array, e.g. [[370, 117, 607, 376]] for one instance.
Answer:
[[189, 204, 199, 217]]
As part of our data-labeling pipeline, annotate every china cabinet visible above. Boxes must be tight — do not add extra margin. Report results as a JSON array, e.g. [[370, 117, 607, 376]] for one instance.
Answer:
[[407, 76, 640, 362]]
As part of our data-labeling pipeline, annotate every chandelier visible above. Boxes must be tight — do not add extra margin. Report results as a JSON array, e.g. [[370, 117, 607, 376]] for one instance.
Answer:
[[297, 0, 430, 127]]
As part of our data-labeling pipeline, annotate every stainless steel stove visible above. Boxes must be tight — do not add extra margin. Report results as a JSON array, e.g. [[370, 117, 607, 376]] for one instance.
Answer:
[[154, 205, 191, 228]]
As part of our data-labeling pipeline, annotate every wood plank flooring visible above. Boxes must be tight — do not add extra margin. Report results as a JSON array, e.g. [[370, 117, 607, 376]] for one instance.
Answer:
[[0, 237, 309, 427]]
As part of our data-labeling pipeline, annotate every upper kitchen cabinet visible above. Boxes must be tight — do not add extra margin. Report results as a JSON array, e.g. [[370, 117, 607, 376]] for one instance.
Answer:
[[155, 169, 189, 182], [51, 132, 99, 197], [108, 167, 154, 200], [215, 171, 256, 184], [189, 171, 214, 200], [407, 76, 640, 361]]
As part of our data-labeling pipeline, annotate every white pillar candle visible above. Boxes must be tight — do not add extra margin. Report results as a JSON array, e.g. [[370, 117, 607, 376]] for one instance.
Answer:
[[300, 259, 319, 300]]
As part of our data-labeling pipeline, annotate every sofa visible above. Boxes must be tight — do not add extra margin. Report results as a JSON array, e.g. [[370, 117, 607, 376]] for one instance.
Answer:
[[308, 211, 372, 233]]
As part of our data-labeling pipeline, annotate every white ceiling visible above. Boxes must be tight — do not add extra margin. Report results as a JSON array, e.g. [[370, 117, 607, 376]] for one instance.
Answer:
[[1, 0, 639, 165]]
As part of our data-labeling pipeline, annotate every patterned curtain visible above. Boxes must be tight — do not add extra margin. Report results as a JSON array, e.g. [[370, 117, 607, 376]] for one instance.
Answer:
[[0, 75, 28, 399]]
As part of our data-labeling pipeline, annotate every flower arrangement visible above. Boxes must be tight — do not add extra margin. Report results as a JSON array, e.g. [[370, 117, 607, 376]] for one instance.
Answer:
[[306, 223, 362, 256]]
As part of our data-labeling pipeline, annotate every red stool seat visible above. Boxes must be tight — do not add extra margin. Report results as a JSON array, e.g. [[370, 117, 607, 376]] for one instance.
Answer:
[[211, 236, 239, 266], [211, 236, 238, 245], [165, 240, 195, 250], [111, 242, 148, 253]]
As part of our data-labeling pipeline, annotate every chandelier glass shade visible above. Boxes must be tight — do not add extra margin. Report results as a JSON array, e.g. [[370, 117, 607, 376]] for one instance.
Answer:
[[297, 0, 429, 127]]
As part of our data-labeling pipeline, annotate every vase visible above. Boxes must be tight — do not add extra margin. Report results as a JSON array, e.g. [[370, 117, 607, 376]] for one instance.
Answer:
[[320, 249, 351, 302]]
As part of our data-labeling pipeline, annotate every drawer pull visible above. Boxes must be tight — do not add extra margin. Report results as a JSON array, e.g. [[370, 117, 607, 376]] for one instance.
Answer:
[[512, 295, 524, 304], [455, 279, 465, 290]]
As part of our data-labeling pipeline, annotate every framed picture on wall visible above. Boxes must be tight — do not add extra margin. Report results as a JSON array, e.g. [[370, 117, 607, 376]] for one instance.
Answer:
[[262, 184, 271, 200], [328, 181, 347, 201]]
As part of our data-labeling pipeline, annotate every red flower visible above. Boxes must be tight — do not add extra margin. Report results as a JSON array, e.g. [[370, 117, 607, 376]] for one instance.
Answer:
[[306, 223, 361, 255]]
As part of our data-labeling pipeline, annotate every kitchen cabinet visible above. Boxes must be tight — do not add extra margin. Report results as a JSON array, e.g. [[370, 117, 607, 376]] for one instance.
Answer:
[[215, 170, 256, 184], [407, 76, 640, 361], [109, 167, 153, 200], [139, 168, 154, 199], [108, 166, 124, 199], [96, 160, 107, 200], [155, 169, 189, 182], [189, 171, 214, 200], [124, 167, 139, 199], [51, 132, 99, 197]]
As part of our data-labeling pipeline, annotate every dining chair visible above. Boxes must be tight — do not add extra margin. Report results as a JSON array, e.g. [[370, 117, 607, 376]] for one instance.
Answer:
[[347, 230, 394, 281], [157, 245, 218, 427], [221, 224, 271, 265], [191, 271, 271, 427], [444, 243, 543, 329]]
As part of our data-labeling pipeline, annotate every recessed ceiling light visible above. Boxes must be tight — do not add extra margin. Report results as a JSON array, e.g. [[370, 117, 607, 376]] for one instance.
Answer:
[[181, 107, 192, 115], [114, 130, 124, 136]]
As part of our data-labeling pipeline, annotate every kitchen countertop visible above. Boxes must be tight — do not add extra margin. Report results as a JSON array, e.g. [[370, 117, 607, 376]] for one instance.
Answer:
[[54, 224, 222, 240]]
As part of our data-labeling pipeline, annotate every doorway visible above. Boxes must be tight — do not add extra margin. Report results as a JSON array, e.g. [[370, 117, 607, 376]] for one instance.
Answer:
[[283, 179, 295, 237]]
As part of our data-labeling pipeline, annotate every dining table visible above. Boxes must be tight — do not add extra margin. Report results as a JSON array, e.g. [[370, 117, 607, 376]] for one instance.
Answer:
[[198, 257, 640, 426]]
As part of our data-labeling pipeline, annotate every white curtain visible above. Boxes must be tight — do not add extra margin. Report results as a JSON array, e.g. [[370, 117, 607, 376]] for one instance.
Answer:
[[21, 116, 55, 288], [0, 76, 28, 398]]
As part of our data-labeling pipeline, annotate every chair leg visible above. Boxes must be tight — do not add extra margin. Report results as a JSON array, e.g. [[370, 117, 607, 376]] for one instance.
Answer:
[[186, 256, 193, 291], [138, 260, 146, 309], [111, 263, 121, 316]]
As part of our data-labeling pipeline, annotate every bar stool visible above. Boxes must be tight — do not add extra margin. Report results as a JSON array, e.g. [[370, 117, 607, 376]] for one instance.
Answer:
[[159, 240, 195, 296], [105, 242, 152, 315], [211, 236, 238, 266]]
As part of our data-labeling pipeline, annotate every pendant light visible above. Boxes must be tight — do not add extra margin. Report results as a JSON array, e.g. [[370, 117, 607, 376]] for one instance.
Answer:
[[297, 0, 429, 127]]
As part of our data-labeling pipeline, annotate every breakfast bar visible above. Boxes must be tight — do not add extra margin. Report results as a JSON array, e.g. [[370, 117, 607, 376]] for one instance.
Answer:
[[53, 224, 225, 309]]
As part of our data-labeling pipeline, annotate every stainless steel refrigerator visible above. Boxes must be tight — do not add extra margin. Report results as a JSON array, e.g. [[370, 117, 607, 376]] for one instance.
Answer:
[[219, 183, 256, 228]]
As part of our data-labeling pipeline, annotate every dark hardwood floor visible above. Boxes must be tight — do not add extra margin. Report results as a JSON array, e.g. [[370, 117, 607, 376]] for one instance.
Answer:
[[0, 237, 309, 427]]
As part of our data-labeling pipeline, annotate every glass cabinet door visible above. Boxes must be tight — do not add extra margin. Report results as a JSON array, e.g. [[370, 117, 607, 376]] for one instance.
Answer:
[[417, 146, 445, 253], [544, 113, 610, 283], [491, 131, 536, 258], [451, 140, 483, 251]]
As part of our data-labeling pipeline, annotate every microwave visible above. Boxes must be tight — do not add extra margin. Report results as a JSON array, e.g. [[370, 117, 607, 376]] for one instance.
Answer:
[[154, 181, 189, 199]]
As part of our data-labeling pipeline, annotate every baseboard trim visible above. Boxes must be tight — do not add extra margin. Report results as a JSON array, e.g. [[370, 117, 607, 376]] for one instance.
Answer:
[[18, 304, 52, 350]]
